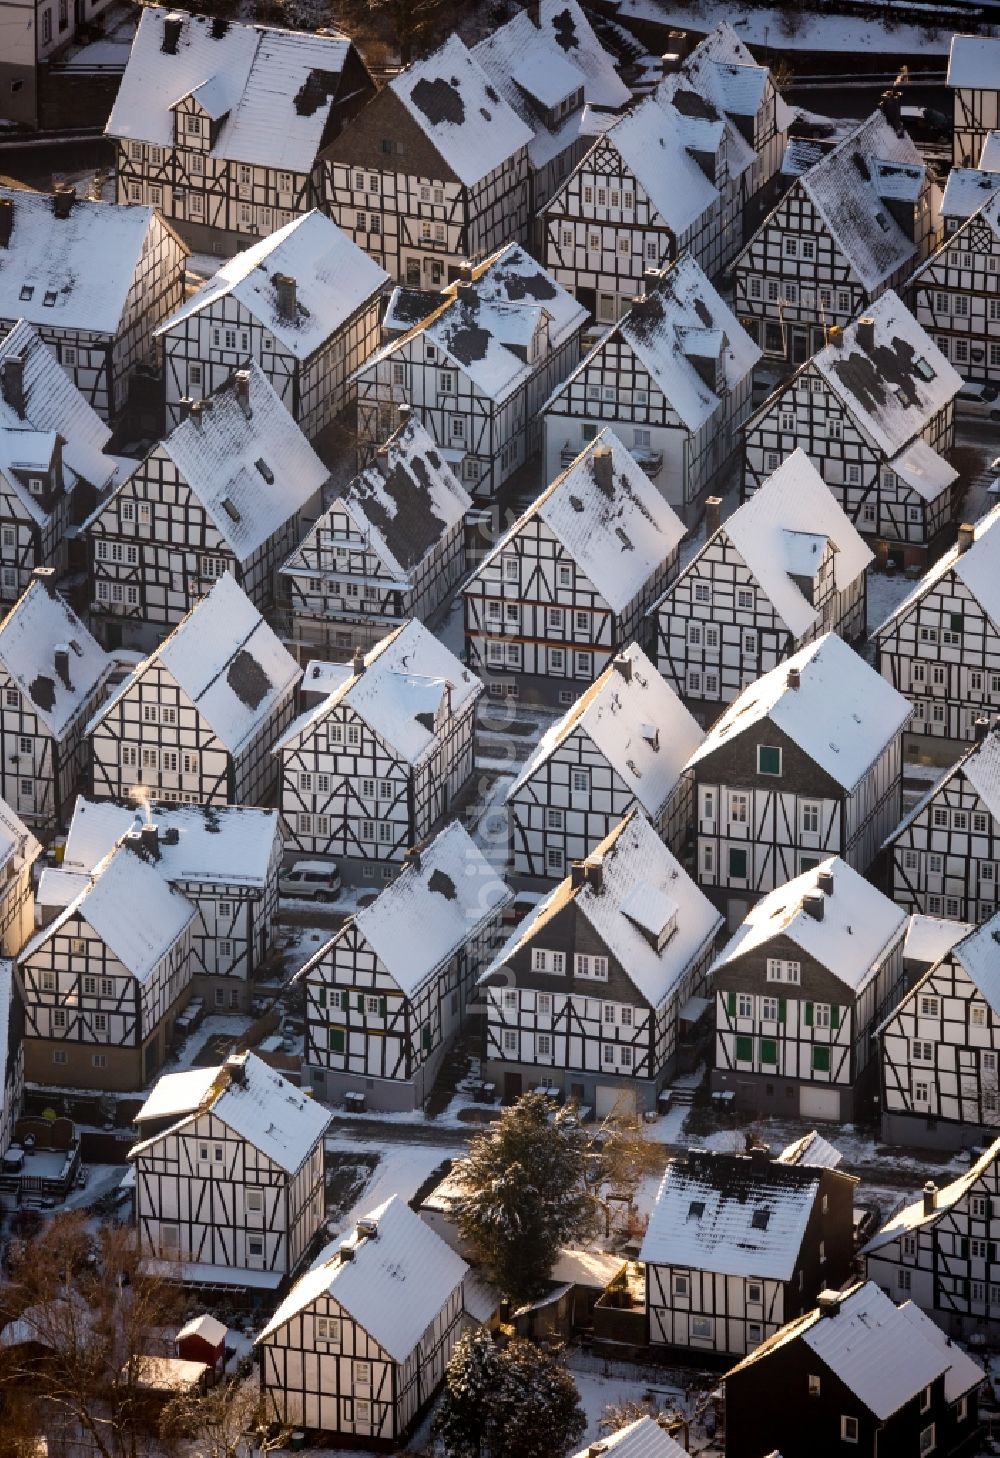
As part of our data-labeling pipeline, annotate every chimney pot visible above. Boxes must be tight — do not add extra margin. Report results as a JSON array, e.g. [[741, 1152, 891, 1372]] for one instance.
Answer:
[[591, 443, 614, 493], [855, 316, 876, 353], [178, 397, 194, 422], [704, 495, 722, 538], [274, 273, 297, 322], [923, 1180, 938, 1215], [957, 522, 976, 555], [1, 354, 26, 419], [786, 667, 801, 690], [802, 891, 825, 921]]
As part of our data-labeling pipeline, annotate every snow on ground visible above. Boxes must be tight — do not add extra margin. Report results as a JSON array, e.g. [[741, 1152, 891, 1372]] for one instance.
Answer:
[[320, 1135, 466, 1245], [867, 565, 919, 633], [169, 1014, 250, 1071], [617, 0, 954, 54]]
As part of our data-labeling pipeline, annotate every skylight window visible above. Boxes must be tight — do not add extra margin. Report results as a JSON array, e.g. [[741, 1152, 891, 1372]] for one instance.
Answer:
[[255, 458, 274, 483], [222, 497, 241, 522], [751, 1208, 771, 1230], [43, 290, 57, 307], [18, 285, 32, 302]]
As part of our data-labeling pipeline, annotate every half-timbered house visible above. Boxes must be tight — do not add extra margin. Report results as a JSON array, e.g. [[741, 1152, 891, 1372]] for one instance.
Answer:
[[641, 1146, 855, 1356], [354, 243, 587, 501], [0, 960, 24, 1163], [59, 796, 282, 1014], [939, 133, 1000, 237], [480, 809, 723, 1114], [948, 34, 1000, 167], [908, 190, 1000, 387], [298, 821, 510, 1110], [872, 504, 1000, 746], [88, 571, 300, 807], [257, 1194, 467, 1442], [506, 642, 703, 885], [0, 320, 124, 604], [0, 185, 186, 421], [882, 725, 1000, 924], [542, 254, 760, 520], [879, 913, 1000, 1148], [463, 428, 684, 704], [276, 619, 481, 881], [106, 7, 375, 255], [733, 109, 934, 363], [540, 97, 724, 323], [653, 451, 871, 723], [712, 857, 906, 1121], [743, 292, 962, 564], [88, 364, 328, 647], [0, 800, 39, 960], [131, 1050, 329, 1291], [280, 414, 471, 656], [18, 842, 196, 1091], [0, 0, 118, 129], [0, 570, 112, 830], [472, 0, 630, 217], [571, 1418, 687, 1458], [685, 632, 912, 924], [323, 33, 531, 288], [156, 210, 388, 436], [865, 1138, 1000, 1333], [723, 1280, 984, 1458]]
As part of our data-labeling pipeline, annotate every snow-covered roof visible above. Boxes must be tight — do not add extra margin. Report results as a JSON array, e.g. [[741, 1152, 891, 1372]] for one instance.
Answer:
[[593, 97, 720, 235], [948, 33, 1000, 91], [107, 7, 359, 173], [640, 1149, 820, 1280], [478, 429, 683, 614], [0, 187, 169, 338], [873, 502, 1000, 638], [388, 34, 532, 188], [671, 22, 777, 125], [946, 912, 1000, 1021], [62, 796, 281, 888], [0, 577, 111, 738], [485, 811, 722, 1010], [550, 255, 759, 433], [155, 211, 388, 359], [153, 364, 327, 562], [941, 166, 1000, 221], [887, 436, 957, 505], [22, 843, 196, 981], [712, 856, 905, 995], [797, 111, 926, 291], [278, 619, 480, 768], [571, 1417, 688, 1458], [776, 1130, 844, 1170], [709, 449, 872, 639], [686, 633, 912, 792], [903, 913, 975, 969], [0, 320, 116, 495], [509, 642, 703, 818], [282, 416, 471, 589], [135, 1065, 219, 1125], [92, 572, 299, 753], [362, 243, 587, 406], [981, 131, 1000, 170], [798, 1283, 983, 1415], [307, 821, 510, 999], [257, 1194, 466, 1360], [812, 291, 962, 460], [176, 1313, 227, 1347], [0, 797, 39, 882], [863, 1139, 1000, 1260], [133, 1052, 329, 1172]]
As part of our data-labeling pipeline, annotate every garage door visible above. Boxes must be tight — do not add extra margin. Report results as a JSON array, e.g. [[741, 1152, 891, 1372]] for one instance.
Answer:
[[596, 1085, 638, 1119], [799, 1085, 841, 1121]]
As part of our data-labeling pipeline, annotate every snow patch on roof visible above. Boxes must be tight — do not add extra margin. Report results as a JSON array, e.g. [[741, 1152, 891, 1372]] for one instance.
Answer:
[[0, 578, 111, 738]]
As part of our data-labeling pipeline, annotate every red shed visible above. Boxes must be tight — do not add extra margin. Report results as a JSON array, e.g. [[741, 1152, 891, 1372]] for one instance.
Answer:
[[176, 1313, 227, 1372]]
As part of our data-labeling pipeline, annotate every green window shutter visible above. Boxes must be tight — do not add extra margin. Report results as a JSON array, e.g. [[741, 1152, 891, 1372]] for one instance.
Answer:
[[582, 423, 598, 442], [758, 745, 781, 776], [760, 1039, 777, 1066], [357, 993, 365, 1012], [729, 847, 748, 878], [778, 998, 786, 1024], [989, 1242, 997, 1263], [804, 1002, 814, 1027], [736, 1035, 753, 1062], [727, 992, 737, 1017], [379, 997, 387, 1017], [318, 987, 327, 1009], [961, 1238, 969, 1258], [812, 1046, 830, 1073], [962, 1278, 970, 1298], [830, 1005, 840, 1029], [329, 1028, 345, 1054], [951, 613, 964, 634], [422, 1026, 432, 1051]]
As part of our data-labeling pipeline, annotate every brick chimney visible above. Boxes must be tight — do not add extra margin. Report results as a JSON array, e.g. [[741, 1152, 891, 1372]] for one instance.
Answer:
[[233, 369, 252, 417], [0, 198, 12, 249], [802, 891, 824, 921], [1, 354, 26, 419], [31, 566, 57, 596], [817, 868, 834, 896], [161, 12, 183, 53], [786, 666, 801, 690], [957, 522, 976, 554], [352, 646, 365, 677], [923, 1180, 937, 1215], [855, 316, 876, 354], [52, 184, 76, 220], [704, 495, 722, 538], [613, 654, 633, 683], [592, 443, 613, 493], [274, 273, 297, 321]]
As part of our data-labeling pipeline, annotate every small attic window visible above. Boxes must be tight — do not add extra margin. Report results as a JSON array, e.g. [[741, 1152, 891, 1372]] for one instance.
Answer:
[[43, 290, 57, 307], [874, 211, 890, 232], [222, 497, 241, 522], [254, 458, 274, 484], [913, 355, 936, 382], [19, 285, 32, 301], [687, 1200, 705, 1221], [751, 1208, 771, 1230], [69, 639, 82, 656]]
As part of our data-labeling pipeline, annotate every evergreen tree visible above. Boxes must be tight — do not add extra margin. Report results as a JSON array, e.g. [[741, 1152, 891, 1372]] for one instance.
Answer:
[[455, 1092, 593, 1305], [435, 1330, 585, 1458]]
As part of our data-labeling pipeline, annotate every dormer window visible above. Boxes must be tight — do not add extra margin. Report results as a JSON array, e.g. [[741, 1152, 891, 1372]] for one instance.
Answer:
[[19, 285, 32, 302], [27, 478, 44, 496], [187, 113, 202, 134]]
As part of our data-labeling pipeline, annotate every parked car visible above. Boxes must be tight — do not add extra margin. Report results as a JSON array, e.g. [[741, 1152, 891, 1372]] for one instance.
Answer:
[[957, 380, 1000, 421], [278, 860, 341, 902]]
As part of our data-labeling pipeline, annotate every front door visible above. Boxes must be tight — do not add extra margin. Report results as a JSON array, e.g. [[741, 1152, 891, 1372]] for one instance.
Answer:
[[503, 1070, 522, 1103]]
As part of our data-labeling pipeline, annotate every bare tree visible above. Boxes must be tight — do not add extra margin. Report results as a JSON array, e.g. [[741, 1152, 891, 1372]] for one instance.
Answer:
[[160, 1377, 291, 1458]]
